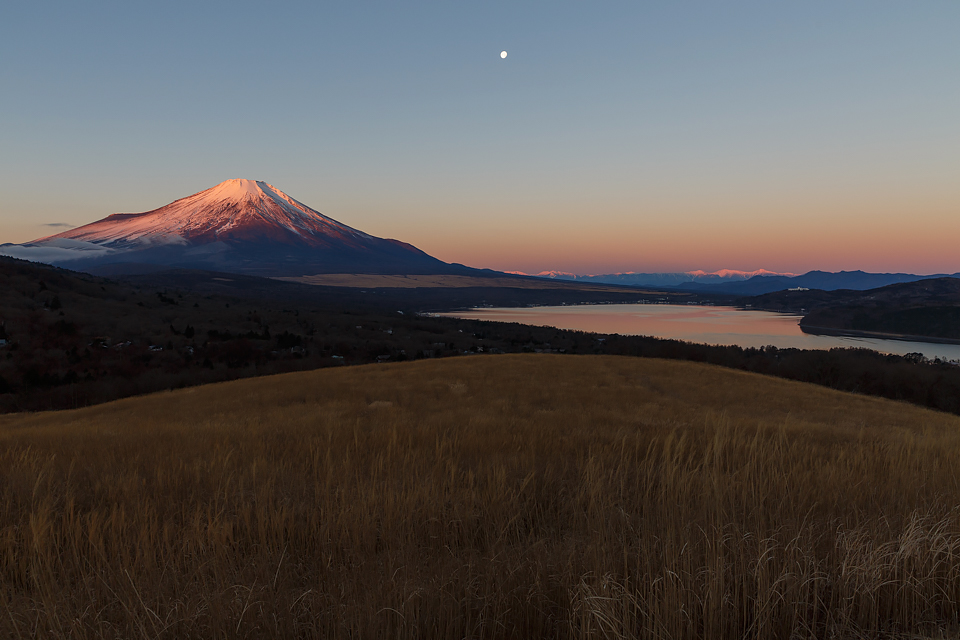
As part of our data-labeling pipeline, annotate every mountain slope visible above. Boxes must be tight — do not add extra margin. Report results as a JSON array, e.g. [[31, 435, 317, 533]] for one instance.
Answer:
[[796, 277, 960, 341], [1, 179, 458, 277], [46, 179, 375, 248]]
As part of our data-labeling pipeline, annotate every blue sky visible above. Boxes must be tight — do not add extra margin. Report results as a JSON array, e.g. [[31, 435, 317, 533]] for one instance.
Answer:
[[2, 1, 958, 274]]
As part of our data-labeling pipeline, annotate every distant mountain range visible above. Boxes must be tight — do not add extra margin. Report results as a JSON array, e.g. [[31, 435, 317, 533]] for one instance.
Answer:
[[0, 179, 470, 277], [672, 270, 960, 295], [514, 269, 960, 295], [507, 269, 798, 287]]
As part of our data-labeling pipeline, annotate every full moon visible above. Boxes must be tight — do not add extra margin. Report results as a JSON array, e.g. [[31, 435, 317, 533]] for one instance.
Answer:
[[500, 51, 507, 59]]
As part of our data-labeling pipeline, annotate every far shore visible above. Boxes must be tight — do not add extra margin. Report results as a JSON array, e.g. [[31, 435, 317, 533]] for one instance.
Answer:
[[799, 324, 960, 347]]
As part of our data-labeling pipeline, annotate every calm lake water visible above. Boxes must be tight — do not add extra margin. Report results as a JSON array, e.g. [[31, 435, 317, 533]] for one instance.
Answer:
[[440, 304, 960, 361]]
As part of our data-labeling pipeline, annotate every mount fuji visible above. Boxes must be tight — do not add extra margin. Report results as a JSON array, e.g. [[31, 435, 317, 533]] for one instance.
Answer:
[[1, 179, 459, 277]]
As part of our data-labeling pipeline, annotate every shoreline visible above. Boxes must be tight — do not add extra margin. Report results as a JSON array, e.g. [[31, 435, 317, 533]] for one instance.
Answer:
[[438, 304, 960, 353], [799, 324, 960, 347]]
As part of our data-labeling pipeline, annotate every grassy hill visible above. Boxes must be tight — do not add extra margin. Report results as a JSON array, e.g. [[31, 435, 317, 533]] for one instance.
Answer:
[[2, 354, 959, 638]]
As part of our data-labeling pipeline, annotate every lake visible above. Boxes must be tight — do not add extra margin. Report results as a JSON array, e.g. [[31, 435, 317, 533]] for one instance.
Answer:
[[439, 304, 960, 361]]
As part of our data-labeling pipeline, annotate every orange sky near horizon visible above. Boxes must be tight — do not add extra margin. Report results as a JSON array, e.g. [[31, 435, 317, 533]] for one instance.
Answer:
[[2, 179, 957, 276], [334, 182, 960, 275], [417, 223, 960, 276]]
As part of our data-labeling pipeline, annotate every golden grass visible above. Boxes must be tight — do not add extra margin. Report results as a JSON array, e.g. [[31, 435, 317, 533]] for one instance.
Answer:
[[274, 273, 662, 292], [1, 354, 960, 639]]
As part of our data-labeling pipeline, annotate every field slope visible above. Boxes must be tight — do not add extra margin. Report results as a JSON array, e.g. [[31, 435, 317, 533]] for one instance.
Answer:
[[2, 355, 960, 639]]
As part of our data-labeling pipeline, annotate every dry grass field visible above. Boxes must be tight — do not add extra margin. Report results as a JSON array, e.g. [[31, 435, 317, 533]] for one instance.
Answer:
[[275, 273, 665, 293], [1, 354, 960, 639]]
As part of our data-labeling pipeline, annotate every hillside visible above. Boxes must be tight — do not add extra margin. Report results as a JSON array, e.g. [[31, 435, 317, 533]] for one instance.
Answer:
[[741, 277, 960, 342], [800, 277, 960, 341], [0, 256, 477, 411], [2, 355, 960, 638]]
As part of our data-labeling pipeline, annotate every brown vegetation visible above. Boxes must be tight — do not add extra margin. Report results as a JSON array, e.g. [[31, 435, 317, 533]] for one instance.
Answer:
[[278, 273, 671, 293], [2, 355, 960, 638]]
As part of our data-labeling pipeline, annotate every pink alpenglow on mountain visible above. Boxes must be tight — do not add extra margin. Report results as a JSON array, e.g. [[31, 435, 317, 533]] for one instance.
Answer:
[[2, 180, 457, 277], [46, 180, 372, 248], [684, 269, 800, 279]]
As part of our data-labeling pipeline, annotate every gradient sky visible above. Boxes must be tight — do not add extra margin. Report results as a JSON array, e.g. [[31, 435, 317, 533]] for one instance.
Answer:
[[1, 1, 958, 275]]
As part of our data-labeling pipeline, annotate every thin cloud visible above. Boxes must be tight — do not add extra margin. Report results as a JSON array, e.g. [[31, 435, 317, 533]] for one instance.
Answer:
[[42, 222, 74, 228]]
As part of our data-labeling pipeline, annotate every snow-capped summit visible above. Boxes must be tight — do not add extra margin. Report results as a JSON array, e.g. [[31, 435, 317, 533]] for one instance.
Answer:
[[3, 180, 453, 276], [39, 179, 374, 249]]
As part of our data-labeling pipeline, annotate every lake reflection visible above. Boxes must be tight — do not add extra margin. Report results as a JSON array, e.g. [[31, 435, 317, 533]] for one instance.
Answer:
[[439, 304, 960, 361]]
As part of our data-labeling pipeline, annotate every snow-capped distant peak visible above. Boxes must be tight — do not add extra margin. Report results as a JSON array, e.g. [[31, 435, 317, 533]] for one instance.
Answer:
[[515, 268, 798, 281]]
